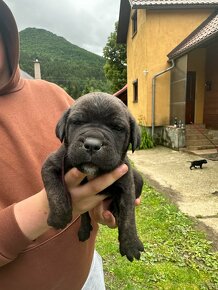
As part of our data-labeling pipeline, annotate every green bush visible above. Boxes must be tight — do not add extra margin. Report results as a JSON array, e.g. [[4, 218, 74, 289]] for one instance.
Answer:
[[139, 126, 155, 149]]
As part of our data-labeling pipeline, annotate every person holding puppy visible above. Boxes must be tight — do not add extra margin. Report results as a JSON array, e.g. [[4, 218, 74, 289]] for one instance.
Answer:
[[0, 1, 131, 289]]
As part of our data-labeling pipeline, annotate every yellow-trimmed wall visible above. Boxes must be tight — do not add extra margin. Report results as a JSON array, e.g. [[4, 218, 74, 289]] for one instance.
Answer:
[[127, 8, 213, 126]]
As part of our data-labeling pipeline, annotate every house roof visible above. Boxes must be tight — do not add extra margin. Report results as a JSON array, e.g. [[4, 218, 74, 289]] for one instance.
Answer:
[[114, 84, 127, 97], [117, 0, 218, 43], [131, 0, 218, 9], [168, 10, 218, 59], [117, 0, 131, 43]]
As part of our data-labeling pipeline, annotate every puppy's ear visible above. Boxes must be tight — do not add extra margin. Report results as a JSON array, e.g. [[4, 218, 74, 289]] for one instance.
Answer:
[[56, 108, 71, 142], [129, 116, 141, 152]]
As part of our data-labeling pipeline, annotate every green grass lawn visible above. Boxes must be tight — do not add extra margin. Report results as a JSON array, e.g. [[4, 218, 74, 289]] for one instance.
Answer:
[[96, 183, 218, 290]]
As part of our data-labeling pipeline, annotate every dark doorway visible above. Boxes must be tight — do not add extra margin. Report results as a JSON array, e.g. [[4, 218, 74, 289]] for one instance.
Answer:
[[186, 71, 196, 124]]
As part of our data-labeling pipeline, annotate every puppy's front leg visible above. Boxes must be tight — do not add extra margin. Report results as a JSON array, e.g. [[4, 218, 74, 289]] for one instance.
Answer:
[[41, 146, 72, 229]]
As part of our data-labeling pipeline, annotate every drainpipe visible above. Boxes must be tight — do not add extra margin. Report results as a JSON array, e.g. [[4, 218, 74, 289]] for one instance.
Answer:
[[151, 59, 175, 138]]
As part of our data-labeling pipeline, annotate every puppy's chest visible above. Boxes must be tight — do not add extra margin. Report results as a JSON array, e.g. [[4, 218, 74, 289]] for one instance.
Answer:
[[81, 176, 121, 197]]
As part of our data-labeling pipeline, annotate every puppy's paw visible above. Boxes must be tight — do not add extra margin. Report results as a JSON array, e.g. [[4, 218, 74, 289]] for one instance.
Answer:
[[47, 209, 72, 229], [78, 223, 93, 242], [119, 237, 144, 262]]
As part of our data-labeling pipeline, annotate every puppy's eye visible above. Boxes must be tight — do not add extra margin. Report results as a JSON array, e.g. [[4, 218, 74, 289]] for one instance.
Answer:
[[111, 125, 125, 132], [72, 120, 84, 125]]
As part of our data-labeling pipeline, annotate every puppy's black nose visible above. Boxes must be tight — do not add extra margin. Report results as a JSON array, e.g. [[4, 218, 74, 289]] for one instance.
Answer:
[[84, 137, 102, 152]]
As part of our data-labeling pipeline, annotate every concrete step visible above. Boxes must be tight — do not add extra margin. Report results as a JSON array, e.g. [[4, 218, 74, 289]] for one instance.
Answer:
[[186, 133, 214, 140], [184, 125, 218, 151], [186, 128, 209, 135], [209, 130, 218, 138], [187, 148, 218, 155], [185, 124, 206, 129], [211, 138, 218, 145], [186, 139, 217, 146], [186, 144, 218, 150]]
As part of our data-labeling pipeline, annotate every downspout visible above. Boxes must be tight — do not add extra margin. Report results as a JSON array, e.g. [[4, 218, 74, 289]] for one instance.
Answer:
[[151, 59, 175, 138]]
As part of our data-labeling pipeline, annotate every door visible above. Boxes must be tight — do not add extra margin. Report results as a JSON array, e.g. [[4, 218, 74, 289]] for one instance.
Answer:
[[185, 71, 196, 124]]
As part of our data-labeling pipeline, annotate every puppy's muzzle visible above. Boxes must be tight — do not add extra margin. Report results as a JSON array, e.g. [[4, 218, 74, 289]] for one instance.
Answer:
[[83, 137, 103, 154]]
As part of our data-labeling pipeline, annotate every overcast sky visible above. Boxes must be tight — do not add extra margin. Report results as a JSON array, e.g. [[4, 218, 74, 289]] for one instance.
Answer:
[[4, 0, 121, 56]]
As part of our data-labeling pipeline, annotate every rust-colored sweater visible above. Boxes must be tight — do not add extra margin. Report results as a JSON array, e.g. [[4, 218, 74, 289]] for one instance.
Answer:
[[0, 79, 97, 290], [0, 1, 97, 289]]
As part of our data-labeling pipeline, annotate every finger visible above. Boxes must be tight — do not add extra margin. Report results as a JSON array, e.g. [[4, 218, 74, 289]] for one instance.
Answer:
[[73, 164, 128, 197], [135, 197, 141, 206], [65, 168, 86, 188], [90, 204, 117, 228], [85, 193, 108, 207], [102, 211, 117, 228]]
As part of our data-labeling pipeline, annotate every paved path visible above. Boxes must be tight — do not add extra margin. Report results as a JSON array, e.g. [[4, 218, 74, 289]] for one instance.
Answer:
[[128, 146, 218, 248]]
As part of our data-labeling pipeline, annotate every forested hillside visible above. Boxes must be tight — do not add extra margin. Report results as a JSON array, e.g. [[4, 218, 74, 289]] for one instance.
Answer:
[[19, 28, 111, 98]]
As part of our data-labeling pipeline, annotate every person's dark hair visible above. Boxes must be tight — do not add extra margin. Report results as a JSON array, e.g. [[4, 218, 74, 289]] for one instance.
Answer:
[[0, 0, 20, 75], [0, 26, 12, 74]]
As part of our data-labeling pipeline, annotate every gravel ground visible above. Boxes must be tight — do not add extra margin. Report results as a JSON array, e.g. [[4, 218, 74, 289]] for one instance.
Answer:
[[128, 146, 218, 249]]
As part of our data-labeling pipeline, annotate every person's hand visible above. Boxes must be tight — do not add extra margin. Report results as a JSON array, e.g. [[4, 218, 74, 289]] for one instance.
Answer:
[[14, 164, 139, 241], [64, 164, 128, 220], [90, 198, 117, 228], [89, 193, 142, 229]]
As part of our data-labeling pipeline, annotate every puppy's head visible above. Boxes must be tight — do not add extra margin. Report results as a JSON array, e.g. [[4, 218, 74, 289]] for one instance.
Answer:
[[202, 159, 208, 164], [56, 92, 141, 176]]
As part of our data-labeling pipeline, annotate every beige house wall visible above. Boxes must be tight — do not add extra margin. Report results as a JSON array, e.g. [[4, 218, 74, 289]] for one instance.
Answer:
[[127, 9, 148, 125], [127, 8, 213, 126]]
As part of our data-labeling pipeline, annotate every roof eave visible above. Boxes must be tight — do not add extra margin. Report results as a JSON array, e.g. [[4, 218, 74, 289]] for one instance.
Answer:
[[132, 4, 218, 9], [117, 0, 131, 44], [168, 32, 218, 59]]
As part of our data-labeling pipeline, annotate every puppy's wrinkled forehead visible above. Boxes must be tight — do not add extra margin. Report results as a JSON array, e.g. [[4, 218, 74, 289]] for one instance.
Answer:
[[69, 92, 128, 122]]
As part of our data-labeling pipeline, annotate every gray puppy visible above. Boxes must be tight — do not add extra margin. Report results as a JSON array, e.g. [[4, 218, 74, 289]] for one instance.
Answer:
[[41, 92, 144, 261]]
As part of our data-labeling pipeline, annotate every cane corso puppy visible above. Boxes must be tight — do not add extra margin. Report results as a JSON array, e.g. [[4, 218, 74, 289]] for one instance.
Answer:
[[41, 92, 144, 261], [190, 159, 207, 170]]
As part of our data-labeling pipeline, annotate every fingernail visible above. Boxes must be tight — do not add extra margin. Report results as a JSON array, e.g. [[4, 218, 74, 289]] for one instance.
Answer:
[[119, 164, 128, 174], [71, 167, 85, 178], [103, 212, 111, 220]]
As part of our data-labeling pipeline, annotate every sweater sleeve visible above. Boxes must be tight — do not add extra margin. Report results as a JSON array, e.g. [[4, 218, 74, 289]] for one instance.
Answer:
[[0, 205, 31, 267]]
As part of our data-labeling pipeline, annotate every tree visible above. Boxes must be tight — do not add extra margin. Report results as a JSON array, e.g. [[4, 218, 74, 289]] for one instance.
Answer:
[[103, 22, 127, 93]]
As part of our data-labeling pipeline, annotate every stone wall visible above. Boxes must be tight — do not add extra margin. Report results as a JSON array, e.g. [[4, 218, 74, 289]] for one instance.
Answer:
[[147, 126, 186, 150]]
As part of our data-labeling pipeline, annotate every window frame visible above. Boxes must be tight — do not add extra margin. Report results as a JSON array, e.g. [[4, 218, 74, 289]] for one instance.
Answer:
[[131, 10, 137, 37], [133, 79, 138, 103]]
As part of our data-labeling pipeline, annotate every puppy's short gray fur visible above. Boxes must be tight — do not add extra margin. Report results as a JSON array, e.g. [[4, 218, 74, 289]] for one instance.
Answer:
[[41, 92, 144, 261]]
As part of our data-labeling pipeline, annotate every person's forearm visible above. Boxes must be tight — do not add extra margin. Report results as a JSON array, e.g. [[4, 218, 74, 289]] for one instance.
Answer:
[[14, 189, 51, 241]]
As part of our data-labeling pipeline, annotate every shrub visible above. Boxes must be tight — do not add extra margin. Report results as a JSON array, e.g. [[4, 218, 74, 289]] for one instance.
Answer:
[[139, 125, 155, 149]]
